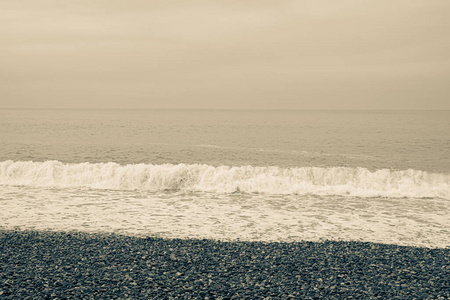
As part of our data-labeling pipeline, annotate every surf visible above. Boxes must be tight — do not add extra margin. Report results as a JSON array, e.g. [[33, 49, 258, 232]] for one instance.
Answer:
[[1, 160, 449, 199]]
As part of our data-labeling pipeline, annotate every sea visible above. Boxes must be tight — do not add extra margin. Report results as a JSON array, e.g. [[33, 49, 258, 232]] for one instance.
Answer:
[[0, 109, 449, 248]]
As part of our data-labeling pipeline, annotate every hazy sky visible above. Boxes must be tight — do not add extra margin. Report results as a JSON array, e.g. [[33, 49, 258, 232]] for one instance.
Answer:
[[1, 0, 449, 109]]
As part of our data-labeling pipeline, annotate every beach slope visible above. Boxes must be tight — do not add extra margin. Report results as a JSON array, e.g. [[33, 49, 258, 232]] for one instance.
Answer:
[[1, 230, 448, 299]]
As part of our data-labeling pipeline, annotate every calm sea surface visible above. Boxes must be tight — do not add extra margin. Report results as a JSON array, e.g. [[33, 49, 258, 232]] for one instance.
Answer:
[[0, 110, 449, 247]]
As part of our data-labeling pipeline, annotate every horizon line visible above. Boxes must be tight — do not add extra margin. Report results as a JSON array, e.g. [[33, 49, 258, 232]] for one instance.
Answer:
[[1, 107, 449, 111]]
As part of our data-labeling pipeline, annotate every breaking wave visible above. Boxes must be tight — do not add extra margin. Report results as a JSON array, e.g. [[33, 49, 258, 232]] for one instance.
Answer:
[[1, 160, 449, 199]]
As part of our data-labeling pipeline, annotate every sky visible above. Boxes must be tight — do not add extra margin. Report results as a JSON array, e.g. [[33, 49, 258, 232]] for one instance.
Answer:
[[1, 0, 449, 110]]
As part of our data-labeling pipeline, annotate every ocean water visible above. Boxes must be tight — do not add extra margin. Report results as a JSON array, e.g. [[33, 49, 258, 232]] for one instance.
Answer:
[[0, 109, 449, 248]]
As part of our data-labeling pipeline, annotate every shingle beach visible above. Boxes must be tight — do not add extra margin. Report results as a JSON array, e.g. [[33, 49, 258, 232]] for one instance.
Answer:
[[1, 230, 448, 299]]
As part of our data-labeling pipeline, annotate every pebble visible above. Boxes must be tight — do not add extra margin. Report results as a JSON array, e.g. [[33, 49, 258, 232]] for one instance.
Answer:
[[0, 230, 448, 299]]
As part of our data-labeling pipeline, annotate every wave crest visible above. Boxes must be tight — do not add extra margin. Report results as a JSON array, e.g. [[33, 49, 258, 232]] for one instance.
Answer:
[[1, 160, 449, 199]]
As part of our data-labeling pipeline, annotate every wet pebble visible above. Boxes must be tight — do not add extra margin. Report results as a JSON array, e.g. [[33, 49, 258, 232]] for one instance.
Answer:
[[0, 230, 449, 299]]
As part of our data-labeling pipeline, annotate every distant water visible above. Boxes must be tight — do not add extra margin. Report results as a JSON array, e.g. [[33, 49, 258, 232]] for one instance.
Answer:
[[0, 110, 449, 248]]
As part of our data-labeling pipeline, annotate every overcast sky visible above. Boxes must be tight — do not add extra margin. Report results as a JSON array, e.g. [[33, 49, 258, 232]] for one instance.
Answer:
[[1, 0, 449, 109]]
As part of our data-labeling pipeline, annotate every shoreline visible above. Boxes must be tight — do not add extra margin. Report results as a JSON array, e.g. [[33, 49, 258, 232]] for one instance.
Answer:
[[1, 230, 449, 299]]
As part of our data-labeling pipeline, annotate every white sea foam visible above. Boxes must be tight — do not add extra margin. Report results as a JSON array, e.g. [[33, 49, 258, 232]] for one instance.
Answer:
[[1, 160, 449, 199]]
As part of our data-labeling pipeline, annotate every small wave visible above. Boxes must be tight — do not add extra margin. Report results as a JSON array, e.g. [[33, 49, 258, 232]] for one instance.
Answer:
[[0, 160, 449, 199]]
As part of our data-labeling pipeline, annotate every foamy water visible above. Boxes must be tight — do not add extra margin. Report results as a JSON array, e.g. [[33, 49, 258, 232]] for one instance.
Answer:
[[1, 161, 449, 199], [1, 183, 449, 248], [0, 110, 449, 248]]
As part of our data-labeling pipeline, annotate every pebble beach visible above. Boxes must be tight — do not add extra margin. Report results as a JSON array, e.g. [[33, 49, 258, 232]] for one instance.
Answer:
[[1, 230, 449, 299], [2, 0, 450, 296]]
